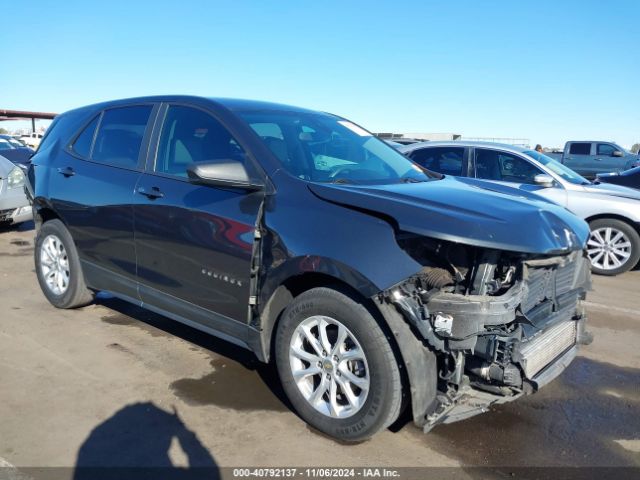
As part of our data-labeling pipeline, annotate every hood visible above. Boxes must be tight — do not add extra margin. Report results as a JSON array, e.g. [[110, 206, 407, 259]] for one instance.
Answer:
[[308, 177, 590, 255], [582, 182, 640, 201]]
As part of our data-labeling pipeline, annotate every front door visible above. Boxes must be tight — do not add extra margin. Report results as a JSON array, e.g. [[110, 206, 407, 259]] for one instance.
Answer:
[[472, 148, 568, 207], [134, 104, 262, 339]]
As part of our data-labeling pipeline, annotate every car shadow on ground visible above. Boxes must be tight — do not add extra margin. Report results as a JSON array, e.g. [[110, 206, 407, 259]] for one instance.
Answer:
[[73, 402, 220, 480], [95, 296, 292, 413], [415, 356, 640, 472]]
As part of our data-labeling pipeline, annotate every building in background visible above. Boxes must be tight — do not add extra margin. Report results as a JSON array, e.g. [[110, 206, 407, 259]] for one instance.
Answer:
[[376, 132, 530, 148]]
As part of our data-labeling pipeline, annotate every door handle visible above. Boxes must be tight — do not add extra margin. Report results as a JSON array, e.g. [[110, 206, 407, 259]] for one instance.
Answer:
[[136, 186, 164, 199], [57, 167, 75, 177]]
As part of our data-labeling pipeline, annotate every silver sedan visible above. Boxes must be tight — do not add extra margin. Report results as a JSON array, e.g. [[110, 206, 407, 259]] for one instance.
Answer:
[[399, 141, 640, 276], [0, 155, 32, 227]]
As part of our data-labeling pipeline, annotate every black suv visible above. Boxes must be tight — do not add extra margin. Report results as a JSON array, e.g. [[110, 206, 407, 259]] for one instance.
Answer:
[[27, 96, 592, 441]]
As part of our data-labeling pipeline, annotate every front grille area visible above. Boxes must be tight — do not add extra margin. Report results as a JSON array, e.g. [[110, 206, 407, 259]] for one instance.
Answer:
[[519, 320, 577, 378], [521, 255, 579, 314]]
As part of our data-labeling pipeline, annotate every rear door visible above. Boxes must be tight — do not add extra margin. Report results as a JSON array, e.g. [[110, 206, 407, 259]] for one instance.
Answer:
[[563, 142, 595, 177], [49, 104, 157, 298], [134, 103, 264, 341]]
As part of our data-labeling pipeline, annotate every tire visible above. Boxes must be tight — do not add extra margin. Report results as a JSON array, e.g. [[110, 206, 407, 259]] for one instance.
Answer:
[[35, 219, 94, 308], [275, 287, 403, 441], [587, 218, 640, 276]]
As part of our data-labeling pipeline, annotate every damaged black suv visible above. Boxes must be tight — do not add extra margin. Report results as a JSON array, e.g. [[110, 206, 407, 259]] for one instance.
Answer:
[[27, 96, 592, 441]]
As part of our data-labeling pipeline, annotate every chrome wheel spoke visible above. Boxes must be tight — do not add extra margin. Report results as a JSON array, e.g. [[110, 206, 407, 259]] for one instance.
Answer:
[[340, 367, 369, 391], [318, 317, 332, 353], [293, 364, 322, 381], [328, 377, 339, 417], [331, 324, 348, 356], [301, 324, 324, 357], [291, 345, 321, 364], [309, 375, 329, 405], [341, 347, 365, 362], [335, 376, 358, 408]]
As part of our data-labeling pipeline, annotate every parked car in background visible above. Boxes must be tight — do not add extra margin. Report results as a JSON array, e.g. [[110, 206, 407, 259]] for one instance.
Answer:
[[0, 134, 35, 167], [26, 95, 592, 441], [20, 132, 44, 149], [545, 141, 639, 179], [400, 141, 640, 276], [0, 155, 32, 227], [597, 167, 640, 190]]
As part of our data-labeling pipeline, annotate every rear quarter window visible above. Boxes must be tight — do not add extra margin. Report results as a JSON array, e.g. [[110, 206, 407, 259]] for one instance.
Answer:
[[71, 115, 99, 158]]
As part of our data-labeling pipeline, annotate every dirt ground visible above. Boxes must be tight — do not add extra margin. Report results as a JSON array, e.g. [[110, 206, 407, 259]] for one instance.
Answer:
[[1, 221, 638, 478]]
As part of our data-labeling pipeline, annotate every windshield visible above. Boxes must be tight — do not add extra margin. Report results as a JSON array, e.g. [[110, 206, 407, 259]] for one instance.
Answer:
[[524, 150, 590, 185], [239, 111, 431, 184], [7, 138, 24, 148]]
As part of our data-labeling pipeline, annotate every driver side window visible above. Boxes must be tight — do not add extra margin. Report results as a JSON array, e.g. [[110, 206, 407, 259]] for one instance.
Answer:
[[475, 149, 542, 185], [155, 105, 246, 177]]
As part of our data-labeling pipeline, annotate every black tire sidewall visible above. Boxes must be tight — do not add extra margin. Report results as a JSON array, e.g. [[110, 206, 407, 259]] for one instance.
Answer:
[[35, 219, 86, 308], [589, 219, 640, 276], [275, 288, 401, 441]]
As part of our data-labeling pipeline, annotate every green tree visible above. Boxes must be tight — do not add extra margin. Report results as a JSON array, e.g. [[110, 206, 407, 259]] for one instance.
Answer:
[[0, 127, 8, 134], [631, 143, 640, 154]]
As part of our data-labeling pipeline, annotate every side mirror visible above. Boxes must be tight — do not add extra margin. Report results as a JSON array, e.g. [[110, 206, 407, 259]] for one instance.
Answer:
[[612, 150, 624, 157], [533, 174, 555, 188], [187, 160, 263, 191]]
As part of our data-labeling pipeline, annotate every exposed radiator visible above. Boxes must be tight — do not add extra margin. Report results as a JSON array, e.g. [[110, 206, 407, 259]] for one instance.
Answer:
[[519, 321, 577, 378]]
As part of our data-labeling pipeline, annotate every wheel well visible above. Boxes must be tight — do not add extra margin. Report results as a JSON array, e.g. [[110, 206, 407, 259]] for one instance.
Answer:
[[258, 272, 411, 410], [585, 214, 640, 237], [34, 207, 60, 229], [260, 273, 401, 363]]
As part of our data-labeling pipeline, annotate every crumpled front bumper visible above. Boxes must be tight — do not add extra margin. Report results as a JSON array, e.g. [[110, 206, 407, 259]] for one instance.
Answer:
[[423, 314, 591, 432]]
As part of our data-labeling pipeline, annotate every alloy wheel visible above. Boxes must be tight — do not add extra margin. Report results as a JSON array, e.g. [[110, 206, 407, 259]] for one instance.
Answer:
[[39, 234, 70, 295], [289, 315, 370, 419], [587, 227, 632, 271]]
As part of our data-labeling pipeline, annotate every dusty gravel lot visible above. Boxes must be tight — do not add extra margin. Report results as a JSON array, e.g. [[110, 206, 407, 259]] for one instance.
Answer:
[[0, 221, 639, 478]]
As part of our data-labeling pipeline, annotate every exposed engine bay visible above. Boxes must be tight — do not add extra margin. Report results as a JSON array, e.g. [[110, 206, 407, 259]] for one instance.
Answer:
[[381, 232, 593, 431]]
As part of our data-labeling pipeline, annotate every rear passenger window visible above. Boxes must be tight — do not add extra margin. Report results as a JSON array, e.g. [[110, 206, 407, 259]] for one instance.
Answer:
[[155, 105, 246, 177], [92, 105, 152, 168], [410, 147, 464, 176], [71, 116, 99, 158], [569, 143, 591, 155]]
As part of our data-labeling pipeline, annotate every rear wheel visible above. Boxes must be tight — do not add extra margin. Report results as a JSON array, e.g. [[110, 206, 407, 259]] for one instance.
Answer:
[[275, 287, 403, 441], [35, 219, 94, 308], [587, 218, 640, 276]]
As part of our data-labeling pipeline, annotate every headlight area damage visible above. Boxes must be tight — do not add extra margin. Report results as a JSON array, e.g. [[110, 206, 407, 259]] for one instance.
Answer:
[[376, 233, 593, 433]]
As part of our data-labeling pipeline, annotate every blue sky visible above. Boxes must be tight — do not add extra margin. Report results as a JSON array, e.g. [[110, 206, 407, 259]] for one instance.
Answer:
[[2, 0, 639, 148]]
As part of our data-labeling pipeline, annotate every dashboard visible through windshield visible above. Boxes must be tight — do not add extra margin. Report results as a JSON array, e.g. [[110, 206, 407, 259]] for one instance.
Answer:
[[240, 111, 431, 184]]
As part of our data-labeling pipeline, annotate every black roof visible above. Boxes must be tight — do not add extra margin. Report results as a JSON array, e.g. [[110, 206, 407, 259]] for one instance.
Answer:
[[62, 95, 320, 117]]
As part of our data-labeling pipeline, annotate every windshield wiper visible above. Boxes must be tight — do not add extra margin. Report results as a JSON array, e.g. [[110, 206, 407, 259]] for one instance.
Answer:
[[330, 178, 352, 184], [399, 177, 427, 183]]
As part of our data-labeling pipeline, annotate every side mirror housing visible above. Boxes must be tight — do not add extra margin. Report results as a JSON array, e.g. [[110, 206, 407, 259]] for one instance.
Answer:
[[533, 174, 555, 188], [187, 160, 263, 191], [612, 150, 624, 157]]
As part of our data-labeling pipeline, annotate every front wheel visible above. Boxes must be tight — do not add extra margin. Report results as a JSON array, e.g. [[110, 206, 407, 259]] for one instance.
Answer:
[[587, 218, 640, 276], [275, 287, 404, 441]]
